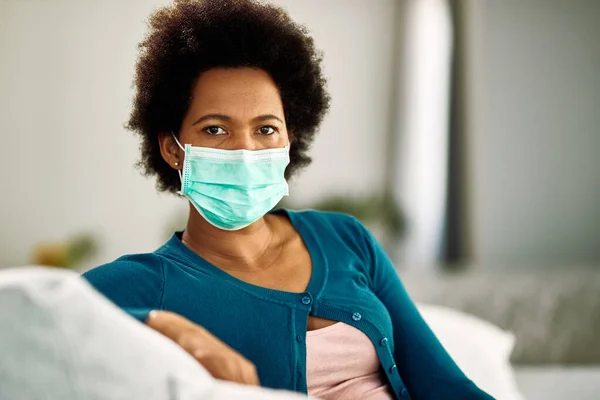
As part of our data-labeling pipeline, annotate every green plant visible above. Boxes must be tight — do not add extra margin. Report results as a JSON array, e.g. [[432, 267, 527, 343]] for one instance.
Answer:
[[32, 233, 99, 269]]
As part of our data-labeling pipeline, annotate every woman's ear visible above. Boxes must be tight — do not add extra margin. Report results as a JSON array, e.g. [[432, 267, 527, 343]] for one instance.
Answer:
[[158, 133, 183, 170]]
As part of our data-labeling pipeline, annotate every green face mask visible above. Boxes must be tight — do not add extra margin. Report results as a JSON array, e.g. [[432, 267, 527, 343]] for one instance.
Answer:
[[172, 134, 290, 230]]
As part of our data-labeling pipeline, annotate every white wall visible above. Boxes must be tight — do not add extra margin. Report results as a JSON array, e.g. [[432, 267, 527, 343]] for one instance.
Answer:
[[465, 0, 600, 267], [0, 0, 397, 268]]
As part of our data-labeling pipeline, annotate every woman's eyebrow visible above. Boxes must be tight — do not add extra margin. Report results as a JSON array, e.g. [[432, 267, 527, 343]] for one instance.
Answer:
[[192, 114, 283, 126], [192, 114, 231, 126], [251, 114, 284, 124]]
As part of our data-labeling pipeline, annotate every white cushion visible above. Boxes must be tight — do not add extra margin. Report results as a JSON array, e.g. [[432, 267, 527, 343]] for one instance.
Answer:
[[417, 303, 525, 400], [0, 266, 313, 400]]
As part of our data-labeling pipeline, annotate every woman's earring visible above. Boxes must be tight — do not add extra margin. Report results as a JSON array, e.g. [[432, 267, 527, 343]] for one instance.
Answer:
[[174, 161, 180, 167]]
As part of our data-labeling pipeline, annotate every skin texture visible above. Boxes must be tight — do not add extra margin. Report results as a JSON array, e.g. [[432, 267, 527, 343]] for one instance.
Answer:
[[153, 67, 336, 385]]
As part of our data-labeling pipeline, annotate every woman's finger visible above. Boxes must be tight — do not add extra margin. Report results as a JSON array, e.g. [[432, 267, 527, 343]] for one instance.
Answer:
[[245, 364, 260, 386], [146, 310, 195, 341]]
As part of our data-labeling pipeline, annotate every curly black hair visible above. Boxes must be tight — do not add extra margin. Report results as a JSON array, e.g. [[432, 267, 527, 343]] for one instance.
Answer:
[[126, 0, 331, 193]]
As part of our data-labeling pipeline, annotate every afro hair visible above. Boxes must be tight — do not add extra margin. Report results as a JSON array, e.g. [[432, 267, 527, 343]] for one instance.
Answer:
[[126, 0, 331, 193]]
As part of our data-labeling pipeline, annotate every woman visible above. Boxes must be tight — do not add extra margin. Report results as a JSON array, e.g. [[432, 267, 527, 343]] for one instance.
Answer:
[[83, 1, 493, 399]]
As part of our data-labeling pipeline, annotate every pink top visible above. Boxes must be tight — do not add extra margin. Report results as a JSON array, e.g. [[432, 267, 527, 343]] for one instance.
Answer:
[[306, 322, 394, 400]]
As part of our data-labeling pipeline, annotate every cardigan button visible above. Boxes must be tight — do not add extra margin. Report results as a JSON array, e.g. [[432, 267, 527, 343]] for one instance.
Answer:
[[351, 312, 362, 321], [400, 388, 408, 397], [389, 364, 397, 373], [380, 337, 388, 346], [301, 296, 311, 305]]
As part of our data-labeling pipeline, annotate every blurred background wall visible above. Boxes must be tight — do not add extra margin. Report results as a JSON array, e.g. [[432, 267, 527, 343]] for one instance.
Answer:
[[0, 0, 399, 268], [464, 0, 600, 268], [0, 0, 598, 271]]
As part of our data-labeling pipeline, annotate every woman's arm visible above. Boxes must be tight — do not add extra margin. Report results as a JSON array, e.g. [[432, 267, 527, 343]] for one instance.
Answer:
[[353, 219, 494, 400], [82, 254, 164, 322], [83, 256, 259, 386]]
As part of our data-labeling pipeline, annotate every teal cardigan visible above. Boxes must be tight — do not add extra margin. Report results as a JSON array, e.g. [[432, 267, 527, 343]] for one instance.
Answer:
[[83, 209, 493, 400]]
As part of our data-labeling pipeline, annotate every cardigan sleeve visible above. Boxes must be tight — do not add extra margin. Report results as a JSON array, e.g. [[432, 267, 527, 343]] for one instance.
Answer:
[[82, 254, 165, 323], [353, 219, 495, 400]]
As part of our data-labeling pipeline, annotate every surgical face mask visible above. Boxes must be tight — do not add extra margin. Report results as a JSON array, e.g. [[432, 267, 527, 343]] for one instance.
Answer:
[[172, 134, 290, 230]]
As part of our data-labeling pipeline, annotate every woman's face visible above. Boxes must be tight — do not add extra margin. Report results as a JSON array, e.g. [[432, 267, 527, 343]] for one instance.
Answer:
[[176, 67, 289, 151]]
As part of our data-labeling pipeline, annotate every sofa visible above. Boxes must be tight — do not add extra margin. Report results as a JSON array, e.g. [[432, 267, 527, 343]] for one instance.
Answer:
[[401, 267, 600, 400]]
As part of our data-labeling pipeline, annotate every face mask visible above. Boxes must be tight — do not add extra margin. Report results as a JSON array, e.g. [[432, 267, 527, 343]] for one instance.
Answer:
[[172, 134, 290, 230]]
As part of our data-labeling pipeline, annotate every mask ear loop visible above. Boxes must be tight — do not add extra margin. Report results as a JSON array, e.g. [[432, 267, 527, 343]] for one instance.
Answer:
[[171, 132, 186, 194]]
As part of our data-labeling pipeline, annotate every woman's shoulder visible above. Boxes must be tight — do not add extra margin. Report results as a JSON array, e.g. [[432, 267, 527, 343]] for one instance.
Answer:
[[84, 253, 163, 276], [283, 208, 364, 230], [82, 253, 165, 309], [283, 208, 376, 252], [82, 253, 164, 290]]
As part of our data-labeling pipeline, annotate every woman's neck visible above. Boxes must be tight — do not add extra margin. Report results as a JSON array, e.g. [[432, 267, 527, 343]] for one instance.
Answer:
[[181, 205, 280, 271]]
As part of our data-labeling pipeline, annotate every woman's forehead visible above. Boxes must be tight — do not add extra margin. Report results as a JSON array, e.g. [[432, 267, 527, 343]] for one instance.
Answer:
[[186, 67, 285, 123]]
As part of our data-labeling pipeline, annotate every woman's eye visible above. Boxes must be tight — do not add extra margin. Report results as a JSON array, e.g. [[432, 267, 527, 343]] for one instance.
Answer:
[[204, 126, 226, 136], [258, 126, 276, 135]]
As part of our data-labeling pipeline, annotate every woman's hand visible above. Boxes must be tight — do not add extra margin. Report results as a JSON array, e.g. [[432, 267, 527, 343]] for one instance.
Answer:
[[146, 310, 260, 386]]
